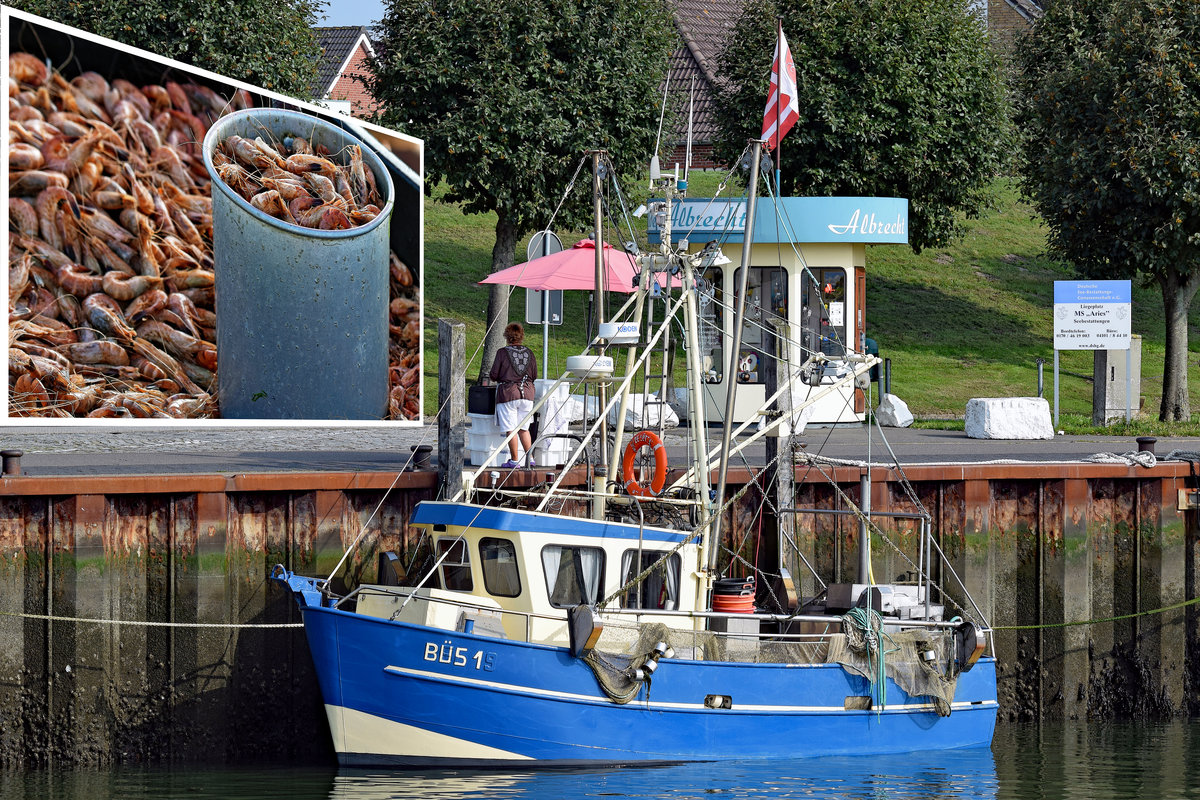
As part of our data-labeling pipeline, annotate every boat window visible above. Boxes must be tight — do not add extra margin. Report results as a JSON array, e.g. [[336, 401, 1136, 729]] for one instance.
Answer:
[[436, 538, 473, 591], [801, 268, 848, 358], [699, 268, 724, 383], [479, 537, 521, 598], [541, 545, 605, 608], [732, 266, 788, 384], [619, 550, 681, 610]]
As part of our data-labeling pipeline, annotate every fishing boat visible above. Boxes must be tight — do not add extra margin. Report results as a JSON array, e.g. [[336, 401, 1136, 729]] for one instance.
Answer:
[[274, 142, 998, 767]]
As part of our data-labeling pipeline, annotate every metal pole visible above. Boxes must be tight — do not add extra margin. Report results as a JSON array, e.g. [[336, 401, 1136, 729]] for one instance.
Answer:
[[1037, 358, 1044, 398], [1125, 347, 1131, 423], [592, 150, 609, 474], [540, 232, 552, 379], [883, 358, 891, 397], [709, 139, 764, 572], [1053, 349, 1060, 427], [858, 473, 871, 585], [542, 291, 550, 379], [774, 17, 783, 190]]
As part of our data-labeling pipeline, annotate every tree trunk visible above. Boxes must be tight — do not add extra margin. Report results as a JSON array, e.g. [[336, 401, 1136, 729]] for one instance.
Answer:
[[1157, 268, 1200, 421], [478, 209, 521, 384]]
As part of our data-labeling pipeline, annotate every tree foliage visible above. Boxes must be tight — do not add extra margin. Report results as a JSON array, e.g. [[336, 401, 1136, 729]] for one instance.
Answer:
[[713, 0, 1011, 253], [7, 0, 323, 97], [368, 0, 676, 375], [1014, 0, 1200, 420]]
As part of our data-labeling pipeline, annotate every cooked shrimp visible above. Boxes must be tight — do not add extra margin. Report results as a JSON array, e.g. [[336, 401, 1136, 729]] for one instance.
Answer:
[[101, 271, 162, 301]]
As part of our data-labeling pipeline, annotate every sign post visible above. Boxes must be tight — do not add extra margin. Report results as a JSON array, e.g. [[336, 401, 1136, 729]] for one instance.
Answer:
[[525, 231, 564, 378], [1052, 280, 1132, 425]]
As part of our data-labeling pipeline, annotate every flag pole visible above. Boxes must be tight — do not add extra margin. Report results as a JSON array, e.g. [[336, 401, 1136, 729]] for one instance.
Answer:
[[775, 17, 783, 190]]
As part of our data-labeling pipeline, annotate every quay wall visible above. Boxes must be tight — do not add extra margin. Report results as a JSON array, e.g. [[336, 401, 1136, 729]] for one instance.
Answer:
[[0, 463, 1195, 767]]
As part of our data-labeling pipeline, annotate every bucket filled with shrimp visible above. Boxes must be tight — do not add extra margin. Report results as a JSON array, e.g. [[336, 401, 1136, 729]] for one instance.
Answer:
[[202, 108, 394, 419]]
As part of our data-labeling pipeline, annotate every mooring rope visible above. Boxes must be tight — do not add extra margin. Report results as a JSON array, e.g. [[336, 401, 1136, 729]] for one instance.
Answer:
[[0, 609, 302, 628], [1082, 451, 1157, 467], [992, 595, 1200, 631]]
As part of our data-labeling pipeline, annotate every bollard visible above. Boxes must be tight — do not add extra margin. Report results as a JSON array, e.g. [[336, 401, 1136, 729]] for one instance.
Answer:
[[1, 450, 23, 476], [410, 444, 433, 470], [1136, 436, 1157, 455]]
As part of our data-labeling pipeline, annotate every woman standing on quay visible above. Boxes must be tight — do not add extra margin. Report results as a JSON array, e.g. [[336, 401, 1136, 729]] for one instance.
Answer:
[[489, 322, 537, 468]]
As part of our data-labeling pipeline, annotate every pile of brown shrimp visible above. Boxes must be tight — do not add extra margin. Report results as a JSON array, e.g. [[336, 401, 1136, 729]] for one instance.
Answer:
[[212, 134, 384, 230], [7, 52, 421, 420]]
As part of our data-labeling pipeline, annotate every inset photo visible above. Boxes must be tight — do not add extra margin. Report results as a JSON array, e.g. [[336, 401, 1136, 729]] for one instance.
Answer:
[[4, 8, 422, 421]]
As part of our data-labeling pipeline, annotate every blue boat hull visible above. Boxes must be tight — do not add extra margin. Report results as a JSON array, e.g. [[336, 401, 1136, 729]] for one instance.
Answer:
[[296, 600, 998, 767]]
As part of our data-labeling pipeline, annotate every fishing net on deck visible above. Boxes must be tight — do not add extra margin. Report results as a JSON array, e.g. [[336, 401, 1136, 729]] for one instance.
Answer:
[[828, 611, 959, 717], [581, 615, 960, 714]]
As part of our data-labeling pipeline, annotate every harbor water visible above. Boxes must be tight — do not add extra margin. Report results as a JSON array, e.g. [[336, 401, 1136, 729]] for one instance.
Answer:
[[4, 721, 1199, 799]]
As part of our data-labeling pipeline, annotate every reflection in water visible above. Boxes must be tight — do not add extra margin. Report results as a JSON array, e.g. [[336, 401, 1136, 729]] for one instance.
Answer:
[[994, 720, 1200, 800], [330, 748, 998, 800], [7, 722, 1200, 800]]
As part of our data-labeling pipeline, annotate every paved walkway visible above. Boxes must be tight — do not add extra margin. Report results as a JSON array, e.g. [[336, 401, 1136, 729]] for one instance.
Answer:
[[0, 422, 1193, 477]]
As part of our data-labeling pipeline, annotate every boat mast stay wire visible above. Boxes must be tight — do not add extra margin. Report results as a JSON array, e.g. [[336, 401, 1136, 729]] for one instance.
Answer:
[[321, 158, 600, 584], [533, 292, 692, 512], [710, 140, 767, 572], [794, 454, 989, 629]]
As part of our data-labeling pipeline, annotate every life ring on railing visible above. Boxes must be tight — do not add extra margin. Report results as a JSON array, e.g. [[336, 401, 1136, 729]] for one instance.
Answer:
[[622, 430, 667, 498]]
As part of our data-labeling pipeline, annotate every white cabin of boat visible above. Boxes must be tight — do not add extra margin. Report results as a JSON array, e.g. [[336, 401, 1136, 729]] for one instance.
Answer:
[[355, 501, 706, 647]]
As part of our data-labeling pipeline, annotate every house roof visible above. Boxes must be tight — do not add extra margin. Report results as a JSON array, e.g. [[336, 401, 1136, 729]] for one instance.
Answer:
[[312, 26, 375, 97], [666, 1, 742, 148], [1004, 0, 1043, 23]]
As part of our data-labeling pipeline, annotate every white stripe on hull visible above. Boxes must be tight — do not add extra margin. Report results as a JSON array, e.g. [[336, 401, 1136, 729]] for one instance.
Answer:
[[325, 704, 533, 761], [384, 664, 998, 715]]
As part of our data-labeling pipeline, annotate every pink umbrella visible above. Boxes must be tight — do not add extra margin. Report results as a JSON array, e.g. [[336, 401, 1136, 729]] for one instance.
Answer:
[[480, 239, 639, 294]]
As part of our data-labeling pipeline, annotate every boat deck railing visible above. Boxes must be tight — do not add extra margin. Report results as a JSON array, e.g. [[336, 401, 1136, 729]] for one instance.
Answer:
[[345, 584, 991, 660]]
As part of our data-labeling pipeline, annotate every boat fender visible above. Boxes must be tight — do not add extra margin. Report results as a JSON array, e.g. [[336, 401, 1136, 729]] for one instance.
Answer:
[[954, 621, 986, 672], [621, 430, 667, 498], [568, 604, 604, 658]]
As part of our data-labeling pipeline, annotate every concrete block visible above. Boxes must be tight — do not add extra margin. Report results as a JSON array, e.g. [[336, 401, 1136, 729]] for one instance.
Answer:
[[964, 397, 1054, 440], [876, 393, 914, 428]]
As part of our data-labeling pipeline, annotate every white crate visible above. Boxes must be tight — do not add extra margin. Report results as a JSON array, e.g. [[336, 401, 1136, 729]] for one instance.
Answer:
[[467, 429, 508, 453], [467, 447, 509, 467], [534, 437, 574, 466], [468, 412, 500, 435]]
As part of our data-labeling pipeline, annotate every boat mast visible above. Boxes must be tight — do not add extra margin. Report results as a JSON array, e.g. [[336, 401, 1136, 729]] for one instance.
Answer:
[[707, 139, 764, 573], [591, 149, 610, 518]]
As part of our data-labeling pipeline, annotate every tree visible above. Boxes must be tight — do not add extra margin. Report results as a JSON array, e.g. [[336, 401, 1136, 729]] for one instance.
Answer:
[[713, 0, 1011, 253], [1015, 0, 1200, 421], [7, 0, 323, 98], [368, 0, 676, 378]]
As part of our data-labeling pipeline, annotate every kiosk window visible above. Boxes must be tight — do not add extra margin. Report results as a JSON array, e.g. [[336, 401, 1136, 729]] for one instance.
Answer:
[[436, 538, 473, 591], [619, 550, 681, 610], [541, 545, 604, 608], [732, 267, 788, 384], [801, 269, 848, 357], [479, 537, 521, 597], [699, 268, 724, 383]]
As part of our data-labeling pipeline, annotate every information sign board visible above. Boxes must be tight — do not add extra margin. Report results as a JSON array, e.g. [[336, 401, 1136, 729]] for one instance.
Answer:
[[1053, 280, 1131, 350]]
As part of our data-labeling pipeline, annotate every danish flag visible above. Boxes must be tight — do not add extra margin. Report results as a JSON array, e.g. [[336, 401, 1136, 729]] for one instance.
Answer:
[[761, 28, 799, 151]]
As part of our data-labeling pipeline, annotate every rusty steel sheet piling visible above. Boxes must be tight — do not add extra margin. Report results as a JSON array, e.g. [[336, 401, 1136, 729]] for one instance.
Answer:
[[0, 461, 1196, 767]]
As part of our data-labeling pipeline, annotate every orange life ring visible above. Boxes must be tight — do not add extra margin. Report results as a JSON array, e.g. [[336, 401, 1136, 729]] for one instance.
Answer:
[[622, 430, 667, 498]]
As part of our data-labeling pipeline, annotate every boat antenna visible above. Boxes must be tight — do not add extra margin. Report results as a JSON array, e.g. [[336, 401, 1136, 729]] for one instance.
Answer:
[[708, 139, 765, 573], [649, 71, 670, 188], [684, 75, 695, 183]]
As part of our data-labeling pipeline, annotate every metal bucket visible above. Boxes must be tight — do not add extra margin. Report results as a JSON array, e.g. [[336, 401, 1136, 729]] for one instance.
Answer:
[[203, 108, 394, 419]]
